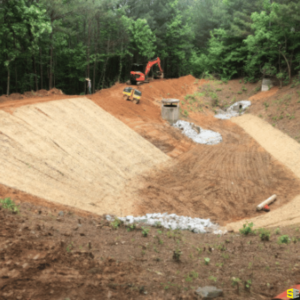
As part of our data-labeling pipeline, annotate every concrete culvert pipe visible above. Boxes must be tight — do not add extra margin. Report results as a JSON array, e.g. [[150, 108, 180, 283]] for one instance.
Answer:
[[161, 98, 180, 124]]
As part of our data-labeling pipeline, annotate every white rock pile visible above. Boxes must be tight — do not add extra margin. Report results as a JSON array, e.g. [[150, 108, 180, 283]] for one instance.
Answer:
[[106, 213, 225, 234], [214, 100, 251, 120], [173, 120, 222, 145]]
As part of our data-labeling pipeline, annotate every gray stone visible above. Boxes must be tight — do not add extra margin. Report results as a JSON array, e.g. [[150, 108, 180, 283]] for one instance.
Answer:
[[58, 211, 64, 216], [195, 286, 223, 299]]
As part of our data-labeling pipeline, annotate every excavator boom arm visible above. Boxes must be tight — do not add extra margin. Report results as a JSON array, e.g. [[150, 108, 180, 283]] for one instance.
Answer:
[[144, 57, 163, 77]]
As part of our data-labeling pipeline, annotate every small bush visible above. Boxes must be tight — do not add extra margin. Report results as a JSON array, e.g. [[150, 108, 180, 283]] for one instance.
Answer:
[[231, 277, 241, 287], [274, 228, 281, 235], [239, 222, 255, 236], [173, 248, 182, 261], [278, 235, 290, 244], [141, 227, 149, 237], [245, 279, 252, 290], [258, 228, 271, 241], [154, 221, 162, 228], [204, 257, 210, 265], [0, 198, 19, 213], [110, 218, 122, 230], [127, 223, 136, 232]]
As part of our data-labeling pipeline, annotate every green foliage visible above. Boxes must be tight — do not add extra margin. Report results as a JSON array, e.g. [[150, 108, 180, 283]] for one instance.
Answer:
[[209, 275, 217, 283], [258, 228, 271, 241], [1, 0, 300, 95], [278, 235, 290, 244], [204, 257, 210, 265], [185, 270, 198, 282], [173, 248, 182, 261], [66, 242, 74, 253], [111, 218, 122, 230], [141, 227, 150, 237], [127, 223, 136, 232], [274, 228, 281, 235], [245, 279, 252, 289], [231, 277, 241, 287], [0, 198, 19, 213], [239, 222, 255, 236]]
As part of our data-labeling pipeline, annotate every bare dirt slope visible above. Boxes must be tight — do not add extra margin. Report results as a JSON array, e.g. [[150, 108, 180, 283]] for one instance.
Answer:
[[226, 114, 300, 230], [0, 98, 169, 216], [89, 76, 201, 157], [132, 113, 300, 225], [1, 77, 300, 226], [249, 84, 300, 143]]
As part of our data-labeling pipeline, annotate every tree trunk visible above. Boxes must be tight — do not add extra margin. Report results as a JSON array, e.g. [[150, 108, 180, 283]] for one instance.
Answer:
[[280, 51, 291, 83], [49, 30, 53, 89], [53, 56, 56, 88], [87, 20, 91, 81], [101, 35, 110, 89], [15, 64, 18, 93], [118, 42, 123, 83], [33, 55, 38, 91], [93, 18, 100, 93], [6, 66, 10, 96], [40, 47, 43, 89]]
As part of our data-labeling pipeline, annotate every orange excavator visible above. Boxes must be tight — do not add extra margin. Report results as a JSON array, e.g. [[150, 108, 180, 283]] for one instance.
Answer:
[[129, 57, 164, 85]]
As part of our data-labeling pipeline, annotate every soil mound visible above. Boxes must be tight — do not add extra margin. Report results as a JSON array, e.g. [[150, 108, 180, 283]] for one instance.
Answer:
[[36, 89, 49, 96], [48, 87, 64, 95], [9, 93, 24, 100]]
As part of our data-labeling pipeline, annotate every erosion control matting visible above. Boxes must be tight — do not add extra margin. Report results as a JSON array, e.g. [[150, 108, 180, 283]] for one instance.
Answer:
[[0, 98, 169, 216]]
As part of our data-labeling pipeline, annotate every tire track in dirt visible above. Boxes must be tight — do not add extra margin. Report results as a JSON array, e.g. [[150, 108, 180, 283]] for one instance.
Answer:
[[132, 115, 300, 225]]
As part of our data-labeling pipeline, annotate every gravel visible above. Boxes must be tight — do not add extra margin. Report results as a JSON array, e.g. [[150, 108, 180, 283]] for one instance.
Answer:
[[106, 213, 225, 234], [173, 120, 222, 145], [214, 100, 251, 120]]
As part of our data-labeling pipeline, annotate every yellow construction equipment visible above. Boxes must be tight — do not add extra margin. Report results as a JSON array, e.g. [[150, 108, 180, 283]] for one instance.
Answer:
[[122, 87, 141, 104]]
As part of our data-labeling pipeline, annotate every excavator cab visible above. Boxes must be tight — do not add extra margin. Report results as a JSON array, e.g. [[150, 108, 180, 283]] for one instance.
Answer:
[[129, 57, 163, 85], [130, 64, 145, 84]]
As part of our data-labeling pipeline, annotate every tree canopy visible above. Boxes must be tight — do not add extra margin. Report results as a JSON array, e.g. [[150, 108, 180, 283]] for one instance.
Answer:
[[0, 0, 300, 95]]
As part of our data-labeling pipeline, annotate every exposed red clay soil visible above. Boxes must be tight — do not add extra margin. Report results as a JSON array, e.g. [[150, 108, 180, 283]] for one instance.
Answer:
[[249, 86, 279, 101], [133, 112, 300, 225], [1, 76, 300, 226], [89, 76, 205, 157]]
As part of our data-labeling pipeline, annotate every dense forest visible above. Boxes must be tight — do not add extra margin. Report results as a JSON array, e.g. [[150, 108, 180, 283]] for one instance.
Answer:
[[0, 0, 299, 95]]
